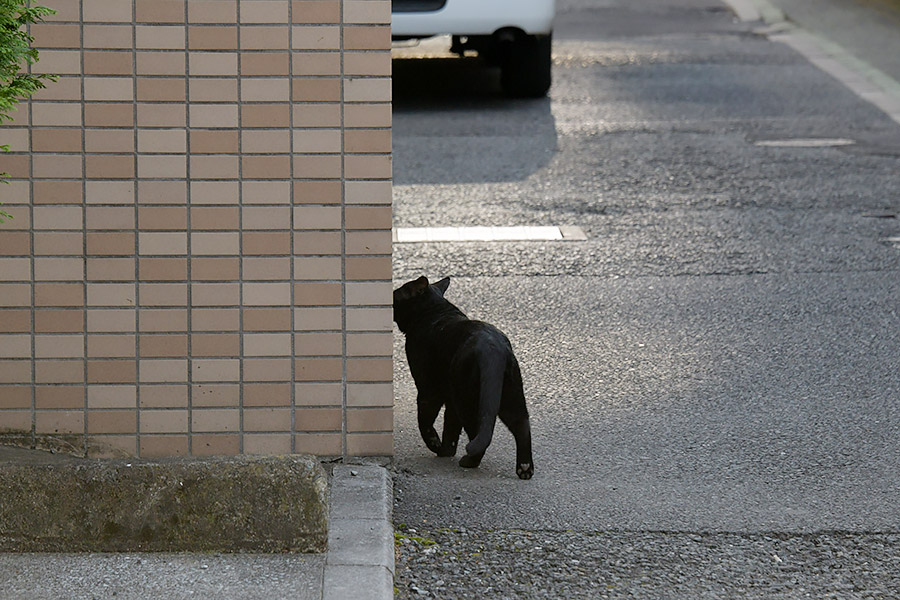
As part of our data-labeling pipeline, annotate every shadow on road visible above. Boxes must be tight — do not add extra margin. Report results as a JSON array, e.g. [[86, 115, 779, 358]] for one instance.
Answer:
[[392, 55, 558, 185]]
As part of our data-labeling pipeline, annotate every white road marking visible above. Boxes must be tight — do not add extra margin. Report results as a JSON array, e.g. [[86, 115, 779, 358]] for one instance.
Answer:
[[392, 226, 586, 243], [754, 138, 855, 147]]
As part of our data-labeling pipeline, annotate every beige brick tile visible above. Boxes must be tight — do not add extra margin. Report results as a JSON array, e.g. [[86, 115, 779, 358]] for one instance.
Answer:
[[35, 335, 84, 358], [139, 232, 188, 256], [188, 25, 238, 50], [192, 383, 240, 407], [86, 206, 135, 230], [86, 257, 137, 282], [345, 307, 392, 331], [291, 25, 339, 49], [191, 283, 241, 306], [345, 180, 392, 205], [344, 78, 392, 102], [0, 309, 31, 333], [0, 154, 30, 180], [36, 360, 85, 384], [191, 332, 240, 357], [244, 408, 291, 432], [188, 0, 237, 23], [294, 357, 341, 381], [191, 232, 240, 256], [0, 408, 32, 428], [241, 0, 289, 23], [32, 77, 82, 101], [31, 102, 82, 127], [192, 408, 240, 433], [87, 410, 138, 434], [35, 386, 83, 409], [347, 432, 393, 455], [294, 256, 341, 280], [347, 382, 393, 407], [346, 332, 392, 357], [85, 129, 134, 153], [33, 154, 83, 179], [31, 50, 81, 75], [190, 129, 239, 154], [87, 334, 137, 358], [344, 0, 390, 24], [242, 256, 291, 281], [294, 332, 342, 356], [189, 78, 239, 102], [139, 283, 188, 307], [294, 432, 341, 455], [243, 433, 291, 454], [346, 282, 391, 306], [241, 53, 289, 77], [0, 258, 30, 281], [240, 26, 290, 50], [243, 307, 291, 332], [41, 0, 80, 21], [137, 155, 188, 179], [35, 309, 83, 334], [87, 308, 137, 333], [190, 257, 240, 281], [192, 434, 241, 456], [0, 334, 31, 359], [136, 78, 186, 102], [242, 232, 291, 255], [191, 358, 240, 382], [292, 78, 340, 102], [138, 206, 188, 231], [139, 359, 188, 383], [293, 231, 342, 255], [32, 181, 81, 206], [35, 282, 84, 307], [293, 282, 341, 306], [87, 435, 138, 458], [344, 103, 391, 128], [0, 359, 31, 383], [293, 103, 341, 127], [35, 410, 84, 434], [32, 128, 82, 153], [189, 104, 238, 128], [137, 308, 187, 332], [344, 25, 391, 50], [190, 308, 240, 332], [138, 129, 188, 154], [140, 434, 189, 457], [88, 385, 137, 409], [190, 181, 240, 205], [243, 383, 291, 407], [243, 358, 292, 382], [244, 333, 292, 357], [84, 25, 133, 48], [292, 53, 340, 76], [135, 26, 187, 50], [241, 103, 290, 128], [83, 0, 133, 22], [243, 282, 291, 306], [138, 103, 188, 127], [242, 155, 291, 179], [347, 407, 393, 432], [241, 206, 290, 230], [83, 51, 133, 75], [344, 129, 391, 154], [84, 103, 133, 128], [87, 283, 136, 307], [139, 257, 188, 281], [242, 130, 291, 154], [190, 155, 240, 180], [291, 0, 340, 24], [189, 52, 238, 76], [293, 155, 341, 179], [33, 206, 83, 231], [87, 232, 135, 257], [136, 0, 185, 23], [293, 129, 341, 153], [346, 206, 391, 230], [139, 410, 189, 434], [85, 154, 135, 180], [293, 307, 341, 331], [344, 52, 391, 77], [293, 180, 341, 204], [2, 128, 29, 152], [189, 206, 240, 233], [140, 385, 188, 408], [347, 357, 391, 382], [139, 333, 188, 358], [87, 181, 137, 205], [84, 77, 135, 102], [293, 206, 341, 230], [294, 407, 341, 432], [31, 23, 80, 48], [138, 181, 187, 205], [136, 52, 187, 76], [242, 181, 291, 204]]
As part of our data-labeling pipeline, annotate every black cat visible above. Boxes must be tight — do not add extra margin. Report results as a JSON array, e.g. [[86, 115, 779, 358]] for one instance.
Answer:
[[393, 276, 534, 480]]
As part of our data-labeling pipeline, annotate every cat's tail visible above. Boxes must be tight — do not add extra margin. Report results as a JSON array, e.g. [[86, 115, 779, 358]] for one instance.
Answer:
[[464, 353, 504, 457]]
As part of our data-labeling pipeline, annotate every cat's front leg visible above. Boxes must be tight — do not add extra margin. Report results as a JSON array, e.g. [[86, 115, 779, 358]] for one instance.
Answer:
[[438, 408, 462, 457], [416, 393, 443, 454]]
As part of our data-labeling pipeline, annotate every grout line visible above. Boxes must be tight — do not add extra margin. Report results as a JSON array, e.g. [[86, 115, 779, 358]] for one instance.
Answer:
[[184, 0, 192, 457], [340, 2, 348, 460]]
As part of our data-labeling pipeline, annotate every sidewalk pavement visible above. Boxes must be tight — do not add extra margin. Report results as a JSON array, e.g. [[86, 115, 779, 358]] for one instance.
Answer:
[[0, 464, 395, 600]]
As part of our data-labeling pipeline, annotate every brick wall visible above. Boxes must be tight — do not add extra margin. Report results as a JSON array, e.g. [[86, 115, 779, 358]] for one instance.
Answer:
[[0, 0, 393, 458]]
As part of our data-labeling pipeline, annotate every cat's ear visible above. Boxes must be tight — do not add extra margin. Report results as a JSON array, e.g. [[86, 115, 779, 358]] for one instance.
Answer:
[[434, 277, 450, 295], [411, 276, 429, 295]]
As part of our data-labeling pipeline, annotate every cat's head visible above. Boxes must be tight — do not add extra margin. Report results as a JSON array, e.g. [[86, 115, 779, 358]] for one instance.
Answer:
[[393, 276, 451, 329]]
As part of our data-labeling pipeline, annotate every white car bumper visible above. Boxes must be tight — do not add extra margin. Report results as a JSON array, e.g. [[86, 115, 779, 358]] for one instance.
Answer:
[[391, 0, 555, 37]]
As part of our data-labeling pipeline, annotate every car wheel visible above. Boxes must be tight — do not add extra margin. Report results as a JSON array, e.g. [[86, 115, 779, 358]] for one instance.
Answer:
[[501, 33, 552, 98]]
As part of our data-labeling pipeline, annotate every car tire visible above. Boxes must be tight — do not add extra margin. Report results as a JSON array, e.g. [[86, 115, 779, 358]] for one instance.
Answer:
[[501, 33, 552, 98]]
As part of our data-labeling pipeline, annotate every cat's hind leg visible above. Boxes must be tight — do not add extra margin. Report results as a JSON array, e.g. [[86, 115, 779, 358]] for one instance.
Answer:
[[416, 393, 444, 454], [501, 413, 534, 480], [458, 419, 486, 468], [438, 408, 462, 457]]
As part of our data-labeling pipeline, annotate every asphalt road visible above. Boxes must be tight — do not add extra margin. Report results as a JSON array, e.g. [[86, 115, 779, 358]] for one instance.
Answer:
[[391, 0, 900, 596]]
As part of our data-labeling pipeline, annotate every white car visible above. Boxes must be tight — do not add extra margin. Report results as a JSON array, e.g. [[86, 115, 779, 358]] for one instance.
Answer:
[[392, 0, 555, 97]]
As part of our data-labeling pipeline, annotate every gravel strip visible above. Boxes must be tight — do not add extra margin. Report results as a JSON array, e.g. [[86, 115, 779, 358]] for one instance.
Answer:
[[393, 526, 900, 599]]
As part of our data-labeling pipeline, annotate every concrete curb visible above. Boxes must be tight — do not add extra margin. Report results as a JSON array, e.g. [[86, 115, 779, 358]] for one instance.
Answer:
[[323, 465, 395, 600]]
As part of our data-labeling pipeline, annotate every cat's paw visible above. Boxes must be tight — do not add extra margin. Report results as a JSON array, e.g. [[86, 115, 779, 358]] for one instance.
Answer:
[[423, 430, 443, 454], [437, 441, 457, 457], [458, 454, 483, 469], [516, 463, 534, 480]]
